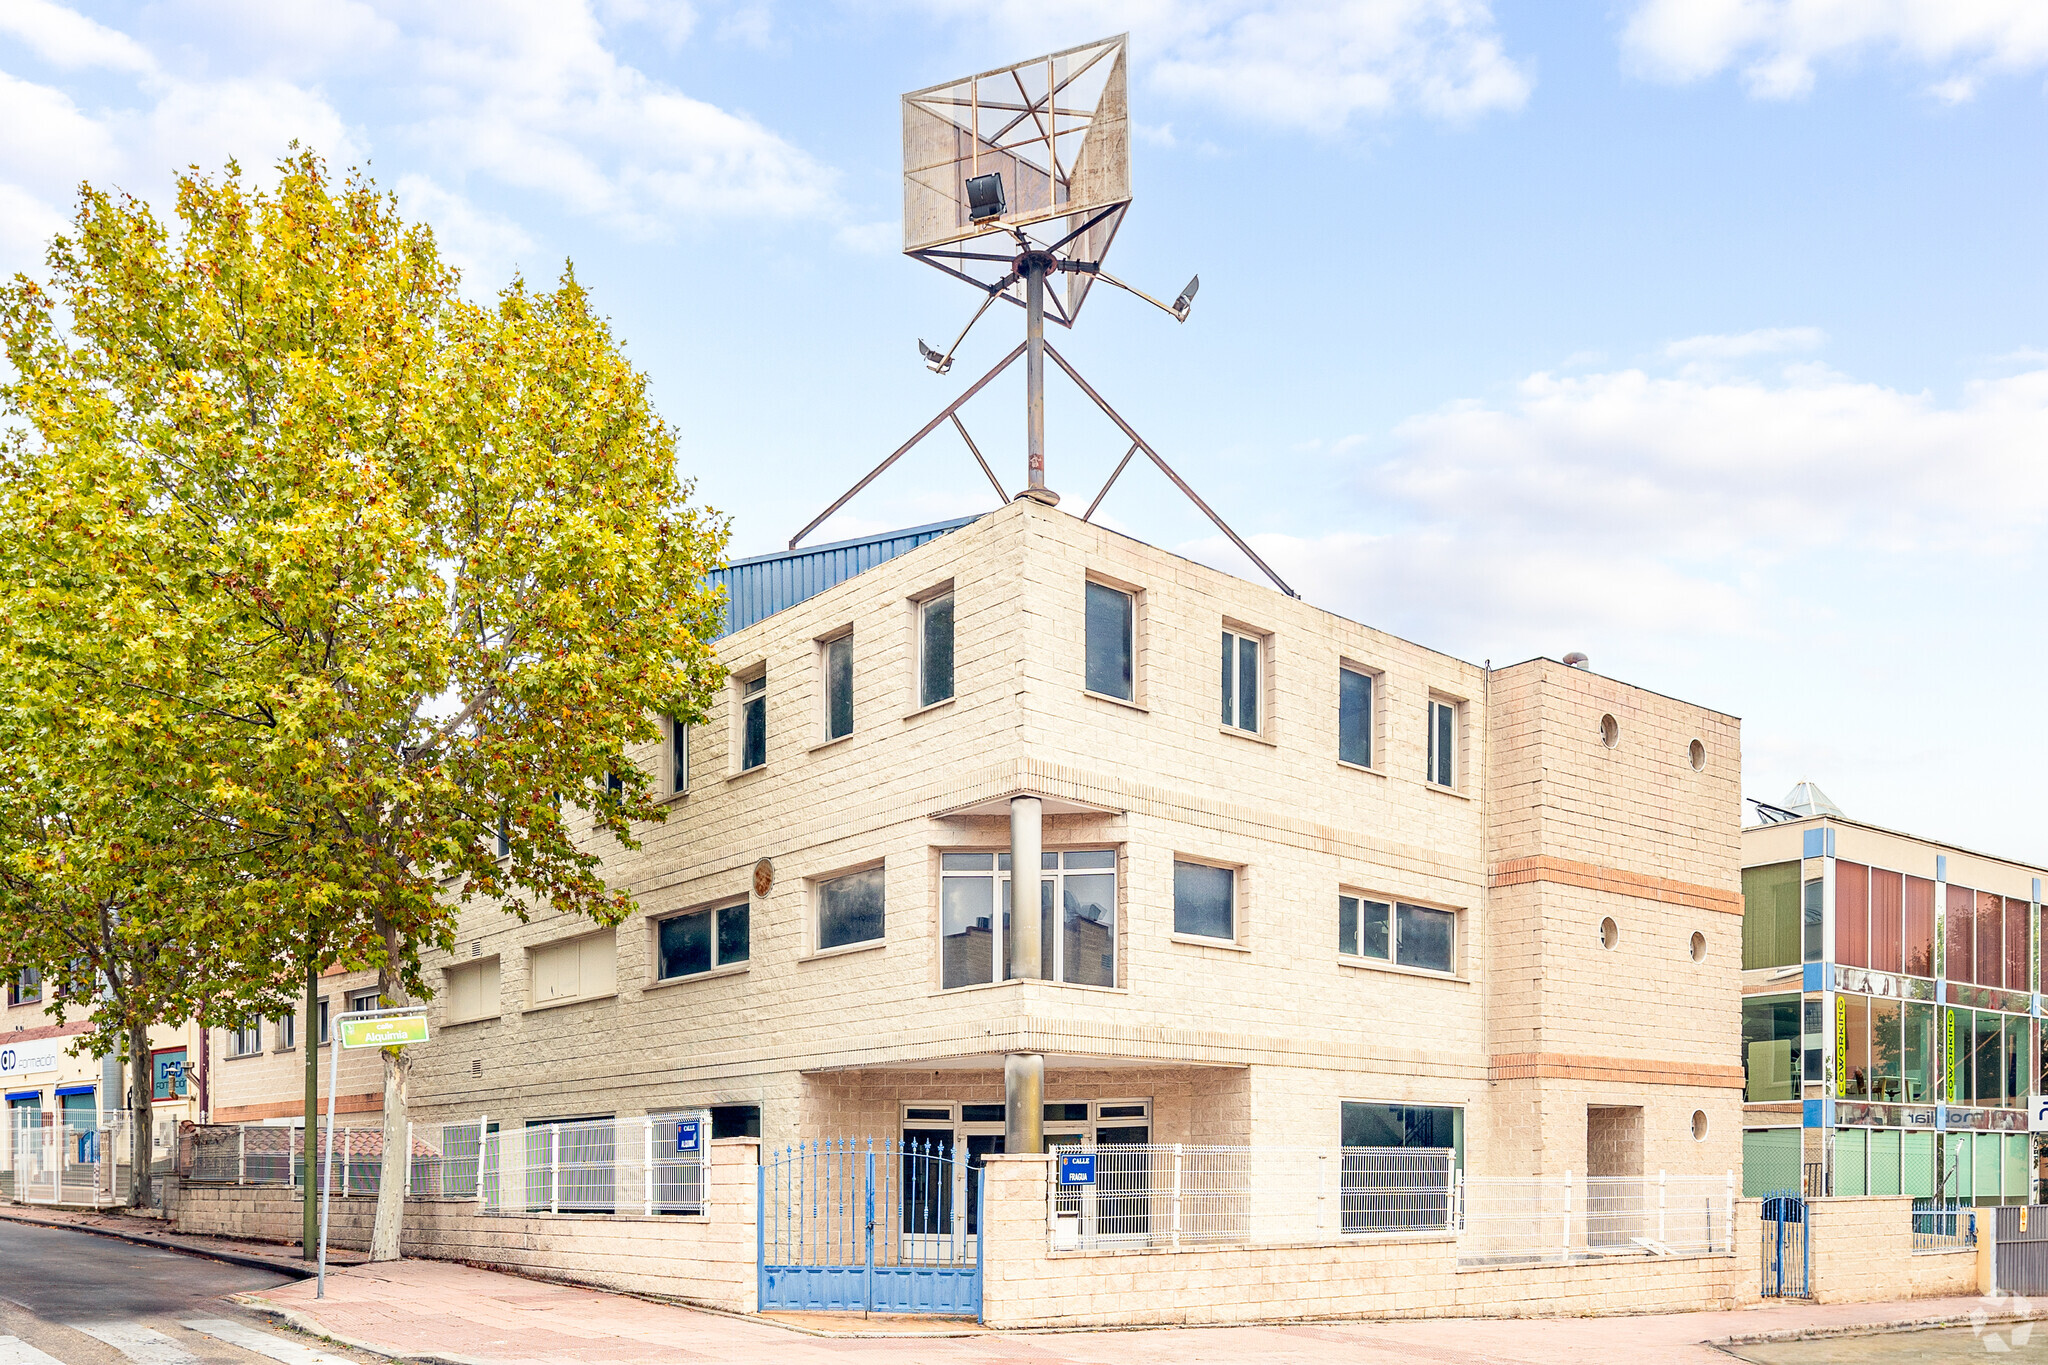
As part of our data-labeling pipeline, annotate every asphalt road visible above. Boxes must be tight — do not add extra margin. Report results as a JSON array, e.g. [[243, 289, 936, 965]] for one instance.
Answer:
[[0, 1220, 364, 1364]]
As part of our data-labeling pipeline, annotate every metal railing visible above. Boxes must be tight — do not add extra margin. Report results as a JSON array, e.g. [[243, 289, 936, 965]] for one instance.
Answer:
[[181, 1119, 490, 1198], [10, 1110, 132, 1207], [479, 1114, 709, 1216], [763, 1136, 981, 1270], [1046, 1145, 1456, 1250], [1911, 1198, 1978, 1253], [1461, 1172, 1735, 1264]]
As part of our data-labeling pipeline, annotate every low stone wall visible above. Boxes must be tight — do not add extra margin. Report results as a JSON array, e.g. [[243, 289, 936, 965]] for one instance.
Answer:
[[978, 1155, 1758, 1329], [169, 1137, 758, 1313], [1803, 1197, 1984, 1303]]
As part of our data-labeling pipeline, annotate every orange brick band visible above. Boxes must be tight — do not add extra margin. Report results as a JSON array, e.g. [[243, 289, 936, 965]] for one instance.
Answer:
[[1491, 855, 1743, 916], [1489, 1052, 1746, 1088]]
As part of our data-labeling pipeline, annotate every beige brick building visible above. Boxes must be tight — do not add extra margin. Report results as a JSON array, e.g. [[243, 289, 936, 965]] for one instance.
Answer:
[[381, 498, 1741, 1190]]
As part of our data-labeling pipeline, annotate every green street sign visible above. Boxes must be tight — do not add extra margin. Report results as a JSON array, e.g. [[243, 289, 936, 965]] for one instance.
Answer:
[[339, 1015, 430, 1049]]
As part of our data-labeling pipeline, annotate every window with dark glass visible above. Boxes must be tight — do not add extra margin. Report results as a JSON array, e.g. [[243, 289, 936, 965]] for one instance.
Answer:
[[1220, 629, 1260, 733], [942, 851, 1116, 989], [1338, 895, 1390, 960], [10, 967, 40, 1006], [1427, 699, 1456, 787], [920, 592, 955, 707], [1394, 903, 1455, 973], [740, 673, 767, 771], [1173, 861, 1235, 940], [1338, 668, 1373, 767], [1802, 879, 1824, 962], [659, 903, 749, 980], [1741, 994, 1799, 1102], [824, 633, 854, 740], [669, 715, 689, 795], [1741, 862, 1800, 970], [1084, 581, 1134, 701], [818, 867, 885, 950]]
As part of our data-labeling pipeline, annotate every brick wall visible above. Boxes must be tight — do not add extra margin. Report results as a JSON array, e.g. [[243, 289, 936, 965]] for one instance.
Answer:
[[1804, 1196, 1984, 1303], [168, 1137, 758, 1312]]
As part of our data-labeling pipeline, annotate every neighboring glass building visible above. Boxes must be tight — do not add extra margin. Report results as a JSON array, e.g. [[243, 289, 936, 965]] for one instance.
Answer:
[[1741, 783, 2041, 1204]]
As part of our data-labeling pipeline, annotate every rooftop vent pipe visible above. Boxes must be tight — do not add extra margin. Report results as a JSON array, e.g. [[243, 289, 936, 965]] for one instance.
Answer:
[[1562, 652, 1590, 669]]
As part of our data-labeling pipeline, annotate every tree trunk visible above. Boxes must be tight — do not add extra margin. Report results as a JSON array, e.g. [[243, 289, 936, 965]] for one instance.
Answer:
[[127, 1019, 153, 1211], [368, 926, 409, 1262]]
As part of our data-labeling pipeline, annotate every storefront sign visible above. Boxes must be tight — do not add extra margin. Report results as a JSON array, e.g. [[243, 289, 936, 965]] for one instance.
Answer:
[[338, 1015, 429, 1049], [1835, 996, 1847, 1087], [0, 1040, 61, 1079], [1944, 1011, 1956, 1103]]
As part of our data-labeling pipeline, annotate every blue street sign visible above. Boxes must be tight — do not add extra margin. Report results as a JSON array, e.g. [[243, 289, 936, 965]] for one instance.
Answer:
[[675, 1118, 702, 1154], [1058, 1152, 1095, 1186]]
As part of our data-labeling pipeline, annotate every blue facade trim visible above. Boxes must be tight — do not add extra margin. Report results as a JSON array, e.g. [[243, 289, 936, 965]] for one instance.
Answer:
[[1936, 854, 1948, 881], [1802, 961, 1825, 992], [1802, 1097, 1833, 1129], [1803, 829, 1824, 859], [1826, 828, 1836, 857], [1935, 1103, 1948, 1131], [54, 1084, 95, 1097], [2034, 877, 2041, 901], [709, 517, 982, 639], [5, 1090, 39, 1102]]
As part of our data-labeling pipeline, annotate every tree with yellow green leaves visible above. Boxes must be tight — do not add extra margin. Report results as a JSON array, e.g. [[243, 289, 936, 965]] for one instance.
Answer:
[[0, 152, 727, 1253]]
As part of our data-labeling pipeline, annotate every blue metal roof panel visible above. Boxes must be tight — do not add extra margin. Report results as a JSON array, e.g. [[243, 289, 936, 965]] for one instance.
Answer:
[[709, 516, 982, 637]]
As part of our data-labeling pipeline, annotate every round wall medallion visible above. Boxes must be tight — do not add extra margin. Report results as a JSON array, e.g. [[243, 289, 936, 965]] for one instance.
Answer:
[[752, 858, 774, 897]]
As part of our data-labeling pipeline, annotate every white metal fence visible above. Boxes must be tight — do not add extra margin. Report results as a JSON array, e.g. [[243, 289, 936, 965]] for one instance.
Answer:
[[9, 1110, 133, 1207], [1046, 1148, 1736, 1264], [478, 1114, 710, 1216], [182, 1119, 490, 1198]]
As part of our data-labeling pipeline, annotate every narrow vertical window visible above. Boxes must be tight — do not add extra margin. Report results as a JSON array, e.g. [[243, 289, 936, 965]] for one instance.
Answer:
[[495, 812, 510, 860], [1338, 668, 1373, 767], [1428, 699, 1456, 787], [1221, 629, 1260, 733], [824, 634, 854, 740], [1084, 581, 1134, 701], [740, 673, 768, 770], [670, 715, 689, 795], [920, 591, 955, 707]]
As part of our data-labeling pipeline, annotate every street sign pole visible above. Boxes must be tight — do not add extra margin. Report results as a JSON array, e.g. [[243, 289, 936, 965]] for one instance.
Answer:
[[318, 1006, 430, 1300]]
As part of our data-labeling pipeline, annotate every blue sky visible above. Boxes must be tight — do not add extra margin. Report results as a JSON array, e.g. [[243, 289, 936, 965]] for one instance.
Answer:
[[3, 1, 2046, 857]]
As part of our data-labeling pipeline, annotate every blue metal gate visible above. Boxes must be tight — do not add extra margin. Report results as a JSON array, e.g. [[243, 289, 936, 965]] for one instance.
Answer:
[[1760, 1192, 1809, 1298], [759, 1138, 983, 1316]]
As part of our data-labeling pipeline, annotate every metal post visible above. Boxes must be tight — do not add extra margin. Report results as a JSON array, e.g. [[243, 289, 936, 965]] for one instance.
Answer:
[[1004, 1054, 1044, 1156], [1658, 1170, 1666, 1246], [237, 1128, 246, 1186], [1455, 1166, 1465, 1233], [476, 1116, 487, 1209], [645, 1117, 655, 1216], [1024, 255, 1046, 495], [1725, 1171, 1736, 1254], [405, 1121, 414, 1197], [1171, 1144, 1184, 1248], [303, 957, 318, 1258], [1314, 1151, 1325, 1232], [1008, 796, 1042, 981], [342, 1129, 351, 1198], [1561, 1169, 1572, 1262], [863, 1146, 876, 1318], [317, 1013, 342, 1298], [550, 1127, 560, 1215]]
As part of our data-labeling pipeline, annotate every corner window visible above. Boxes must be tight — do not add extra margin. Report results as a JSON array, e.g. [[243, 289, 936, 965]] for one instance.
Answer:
[[1427, 698, 1457, 787], [818, 866, 885, 951], [941, 849, 1117, 989], [822, 632, 853, 740], [1084, 581, 1134, 701], [1173, 860, 1236, 941], [444, 957, 501, 1023], [659, 903, 750, 979], [739, 671, 768, 771], [1338, 668, 1374, 768], [668, 716, 689, 796], [920, 591, 955, 707], [1220, 628, 1261, 733]]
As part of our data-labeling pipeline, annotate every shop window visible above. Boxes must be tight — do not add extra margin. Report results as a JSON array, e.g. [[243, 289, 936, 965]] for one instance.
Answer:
[[1870, 999, 1901, 1102], [1903, 1000, 1935, 1103]]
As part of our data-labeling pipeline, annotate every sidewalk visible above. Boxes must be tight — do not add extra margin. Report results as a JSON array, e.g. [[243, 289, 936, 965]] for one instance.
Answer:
[[0, 1201, 359, 1277], [239, 1258, 2046, 1365]]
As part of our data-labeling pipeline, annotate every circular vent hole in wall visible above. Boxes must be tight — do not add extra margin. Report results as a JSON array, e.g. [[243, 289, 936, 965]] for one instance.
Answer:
[[1600, 714, 1618, 747], [1690, 930, 1707, 962], [1692, 1110, 1709, 1141], [1689, 738, 1706, 771], [1600, 917, 1619, 949]]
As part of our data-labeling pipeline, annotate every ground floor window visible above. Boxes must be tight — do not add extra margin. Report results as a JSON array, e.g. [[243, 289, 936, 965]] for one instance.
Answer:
[[898, 1098, 1151, 1236], [1338, 1101, 1462, 1233], [711, 1105, 760, 1139]]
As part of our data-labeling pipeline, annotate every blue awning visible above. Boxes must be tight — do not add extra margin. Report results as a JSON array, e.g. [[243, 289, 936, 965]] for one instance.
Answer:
[[55, 1084, 96, 1097], [5, 1090, 40, 1102]]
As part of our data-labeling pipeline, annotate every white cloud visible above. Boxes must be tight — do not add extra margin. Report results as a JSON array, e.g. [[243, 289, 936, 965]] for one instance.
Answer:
[[0, 0, 155, 74], [1201, 354, 2048, 648], [1663, 326, 1826, 360], [1621, 0, 2048, 100], [905, 1, 1531, 128], [393, 175, 536, 292]]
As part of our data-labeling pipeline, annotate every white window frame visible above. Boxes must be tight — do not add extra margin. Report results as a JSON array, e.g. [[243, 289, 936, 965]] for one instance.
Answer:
[[1338, 664, 1377, 770], [819, 629, 854, 742], [814, 865, 887, 953], [735, 668, 768, 772], [666, 715, 690, 797], [348, 988, 382, 1014], [656, 902, 751, 981], [1172, 858, 1240, 944], [1083, 577, 1138, 704], [276, 1013, 296, 1050], [317, 997, 330, 1046], [1220, 627, 1263, 735], [1427, 697, 1459, 789], [939, 849, 1119, 990], [916, 587, 956, 709], [1340, 892, 1459, 976], [227, 1022, 262, 1058], [527, 932, 617, 1009], [443, 956, 502, 1024]]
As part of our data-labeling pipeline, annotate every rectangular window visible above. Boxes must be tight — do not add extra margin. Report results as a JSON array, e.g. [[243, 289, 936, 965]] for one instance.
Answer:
[[1802, 879, 1824, 962], [1427, 698, 1456, 787], [228, 1023, 261, 1057], [1220, 629, 1260, 733], [1338, 895, 1391, 961], [1871, 998, 1901, 1101], [740, 672, 768, 771], [1338, 668, 1373, 768], [2005, 896, 2028, 996], [668, 716, 689, 796], [444, 957, 501, 1023], [1395, 903, 1456, 973], [920, 591, 955, 707], [11, 967, 41, 1006], [276, 1013, 296, 1050], [495, 811, 511, 860], [1976, 890, 2003, 989], [1084, 581, 1134, 701], [823, 632, 854, 740], [1841, 992, 1869, 1098], [1741, 995, 1800, 1102], [1741, 862, 1801, 970], [940, 851, 1118, 990], [1834, 860, 1869, 969], [1903, 1000, 1935, 1103], [818, 867, 885, 951], [1946, 884, 1973, 984], [1340, 1101, 1463, 1164], [658, 903, 750, 979], [349, 988, 382, 1014], [1173, 861, 1235, 941], [1903, 875, 1935, 977], [317, 998, 330, 1045], [1870, 868, 1903, 975], [529, 934, 615, 1007]]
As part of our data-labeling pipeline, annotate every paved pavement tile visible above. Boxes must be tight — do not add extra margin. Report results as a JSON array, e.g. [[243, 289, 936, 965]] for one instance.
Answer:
[[242, 1259, 2046, 1365]]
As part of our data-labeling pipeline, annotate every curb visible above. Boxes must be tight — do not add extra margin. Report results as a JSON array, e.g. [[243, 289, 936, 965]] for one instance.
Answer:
[[0, 1205, 318, 1280], [1714, 1305, 2048, 1346], [233, 1295, 489, 1365]]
